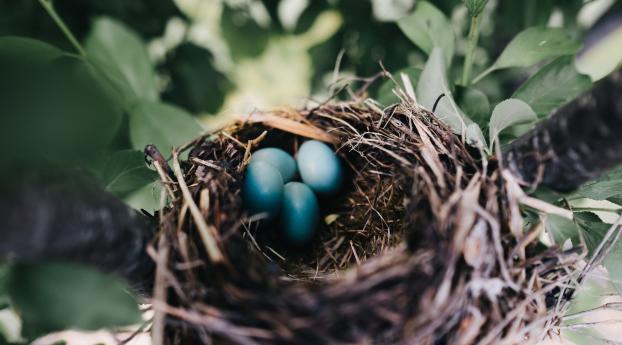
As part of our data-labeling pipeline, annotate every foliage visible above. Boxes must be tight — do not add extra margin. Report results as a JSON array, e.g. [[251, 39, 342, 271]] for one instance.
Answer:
[[397, 1, 454, 65], [513, 56, 592, 117], [7, 263, 141, 340], [488, 99, 536, 148], [85, 17, 160, 104]]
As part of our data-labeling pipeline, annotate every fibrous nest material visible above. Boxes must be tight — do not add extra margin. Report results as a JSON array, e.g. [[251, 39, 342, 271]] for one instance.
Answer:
[[150, 91, 584, 345]]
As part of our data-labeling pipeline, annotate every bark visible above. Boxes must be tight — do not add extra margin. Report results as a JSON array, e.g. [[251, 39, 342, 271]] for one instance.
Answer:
[[0, 174, 155, 293], [504, 71, 622, 192]]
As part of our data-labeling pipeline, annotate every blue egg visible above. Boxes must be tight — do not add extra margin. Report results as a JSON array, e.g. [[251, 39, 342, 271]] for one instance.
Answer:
[[280, 182, 319, 245], [243, 161, 284, 220], [250, 148, 297, 182], [296, 140, 342, 196]]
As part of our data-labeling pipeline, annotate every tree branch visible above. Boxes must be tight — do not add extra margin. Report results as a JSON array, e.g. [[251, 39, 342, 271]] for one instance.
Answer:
[[0, 174, 155, 293], [504, 71, 622, 191]]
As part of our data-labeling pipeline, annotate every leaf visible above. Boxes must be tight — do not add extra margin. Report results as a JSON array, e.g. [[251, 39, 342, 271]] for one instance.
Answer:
[[2, 56, 123, 164], [397, 1, 454, 65], [545, 212, 608, 256], [457, 87, 490, 130], [575, 165, 622, 200], [488, 99, 537, 146], [605, 239, 622, 295], [7, 262, 141, 339], [92, 150, 158, 197], [545, 214, 580, 247], [376, 67, 422, 106], [123, 182, 163, 212], [513, 56, 592, 117], [85, 17, 159, 106], [128, 101, 203, 152], [416, 48, 485, 147], [476, 27, 581, 82], [162, 43, 232, 114], [0, 37, 64, 64], [464, 0, 488, 17]]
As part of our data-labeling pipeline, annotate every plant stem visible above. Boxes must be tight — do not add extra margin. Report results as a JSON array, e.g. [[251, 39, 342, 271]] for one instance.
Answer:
[[38, 0, 86, 57], [572, 207, 622, 214], [461, 15, 481, 86], [471, 65, 495, 85]]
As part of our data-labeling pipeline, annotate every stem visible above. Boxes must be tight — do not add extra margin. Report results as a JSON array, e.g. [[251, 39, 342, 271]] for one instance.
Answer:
[[461, 15, 481, 86], [471, 64, 495, 84], [38, 0, 86, 57], [572, 207, 622, 214]]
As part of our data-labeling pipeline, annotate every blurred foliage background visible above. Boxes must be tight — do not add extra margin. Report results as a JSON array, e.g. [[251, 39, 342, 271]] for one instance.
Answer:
[[2, 0, 618, 121]]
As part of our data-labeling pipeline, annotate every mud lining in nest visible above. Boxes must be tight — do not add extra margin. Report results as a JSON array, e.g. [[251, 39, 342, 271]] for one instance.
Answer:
[[152, 97, 584, 345]]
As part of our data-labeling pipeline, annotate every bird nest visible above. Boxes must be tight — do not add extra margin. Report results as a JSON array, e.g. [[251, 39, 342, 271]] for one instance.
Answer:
[[149, 94, 584, 344]]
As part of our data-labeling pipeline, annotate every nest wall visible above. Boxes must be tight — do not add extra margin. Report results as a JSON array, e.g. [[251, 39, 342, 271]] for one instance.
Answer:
[[153, 99, 582, 345]]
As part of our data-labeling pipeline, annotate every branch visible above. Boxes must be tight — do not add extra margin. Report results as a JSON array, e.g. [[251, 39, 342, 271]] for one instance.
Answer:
[[0, 173, 155, 293], [504, 71, 622, 191]]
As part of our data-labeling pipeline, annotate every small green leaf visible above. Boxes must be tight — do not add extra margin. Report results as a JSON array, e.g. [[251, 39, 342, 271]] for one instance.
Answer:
[[376, 67, 422, 106], [92, 150, 158, 197], [397, 1, 454, 65], [475, 27, 581, 82], [457, 87, 490, 130], [7, 262, 141, 339], [162, 43, 233, 114], [124, 182, 163, 212], [416, 48, 485, 148], [604, 239, 622, 295], [513, 56, 592, 117], [129, 101, 203, 152], [0, 37, 64, 63], [85, 17, 159, 106], [488, 99, 537, 146], [545, 212, 609, 256], [464, 0, 489, 17], [575, 165, 622, 201], [545, 214, 580, 246]]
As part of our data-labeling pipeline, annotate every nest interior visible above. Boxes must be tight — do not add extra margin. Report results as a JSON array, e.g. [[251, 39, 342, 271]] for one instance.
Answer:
[[153, 97, 583, 345]]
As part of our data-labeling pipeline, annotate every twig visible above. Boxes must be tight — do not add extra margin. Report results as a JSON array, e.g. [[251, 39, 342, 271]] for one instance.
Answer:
[[172, 150, 224, 263]]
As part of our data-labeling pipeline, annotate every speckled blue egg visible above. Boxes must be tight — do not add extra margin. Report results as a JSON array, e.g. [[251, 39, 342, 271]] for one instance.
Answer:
[[250, 148, 297, 182], [280, 182, 319, 245], [243, 161, 284, 220], [296, 140, 342, 196]]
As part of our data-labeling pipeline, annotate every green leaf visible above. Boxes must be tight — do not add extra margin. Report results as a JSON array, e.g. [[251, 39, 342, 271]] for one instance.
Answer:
[[545, 214, 580, 246], [376, 67, 422, 106], [464, 0, 489, 17], [85, 17, 159, 106], [92, 150, 157, 197], [129, 101, 203, 152], [397, 1, 454, 65], [545, 212, 608, 256], [488, 99, 536, 146], [475, 27, 581, 82], [575, 165, 622, 201], [0, 37, 64, 64], [605, 239, 622, 295], [513, 56, 592, 117], [162, 43, 232, 114], [416, 48, 485, 148], [124, 182, 163, 212], [457, 87, 490, 130], [7, 262, 141, 338]]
